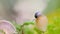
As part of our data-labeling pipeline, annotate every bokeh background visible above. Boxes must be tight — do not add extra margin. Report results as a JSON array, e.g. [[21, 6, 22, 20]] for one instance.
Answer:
[[0, 0, 60, 34]]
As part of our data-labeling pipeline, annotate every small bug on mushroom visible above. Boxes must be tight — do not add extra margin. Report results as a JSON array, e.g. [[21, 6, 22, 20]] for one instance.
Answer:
[[35, 11, 48, 34]]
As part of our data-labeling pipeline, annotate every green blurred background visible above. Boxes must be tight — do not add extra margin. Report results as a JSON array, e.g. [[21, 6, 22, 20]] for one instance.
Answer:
[[43, 0, 60, 34]]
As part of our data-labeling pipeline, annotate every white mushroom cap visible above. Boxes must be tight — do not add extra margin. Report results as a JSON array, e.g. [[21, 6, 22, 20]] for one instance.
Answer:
[[0, 20, 16, 34]]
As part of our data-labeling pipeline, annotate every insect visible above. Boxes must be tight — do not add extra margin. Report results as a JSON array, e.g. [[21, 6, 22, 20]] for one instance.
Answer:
[[35, 11, 48, 34]]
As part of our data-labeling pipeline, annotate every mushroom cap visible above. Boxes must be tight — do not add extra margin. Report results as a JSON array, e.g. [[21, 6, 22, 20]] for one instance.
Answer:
[[0, 20, 16, 34]]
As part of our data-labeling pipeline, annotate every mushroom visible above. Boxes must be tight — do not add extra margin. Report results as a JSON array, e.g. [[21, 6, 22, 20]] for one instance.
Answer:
[[0, 20, 16, 34]]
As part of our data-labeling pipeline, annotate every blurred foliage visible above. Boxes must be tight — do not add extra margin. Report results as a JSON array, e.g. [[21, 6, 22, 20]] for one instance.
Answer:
[[43, 0, 60, 34], [22, 21, 43, 34], [12, 11, 60, 34], [47, 9, 60, 34], [12, 21, 44, 34], [0, 30, 5, 34], [11, 21, 21, 34], [10, 0, 60, 34]]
